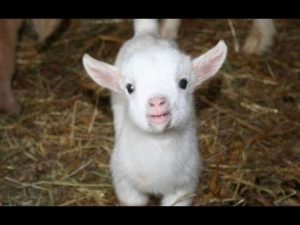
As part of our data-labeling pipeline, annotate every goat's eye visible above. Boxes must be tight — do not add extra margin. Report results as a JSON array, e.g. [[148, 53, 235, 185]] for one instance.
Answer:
[[126, 83, 135, 94], [178, 79, 188, 89]]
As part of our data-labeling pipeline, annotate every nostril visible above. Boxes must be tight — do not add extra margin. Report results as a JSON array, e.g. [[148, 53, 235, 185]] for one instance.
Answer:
[[159, 99, 165, 106], [149, 97, 167, 108]]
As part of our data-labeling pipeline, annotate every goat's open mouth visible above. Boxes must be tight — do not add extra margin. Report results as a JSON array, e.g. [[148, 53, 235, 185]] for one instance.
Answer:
[[147, 112, 171, 125]]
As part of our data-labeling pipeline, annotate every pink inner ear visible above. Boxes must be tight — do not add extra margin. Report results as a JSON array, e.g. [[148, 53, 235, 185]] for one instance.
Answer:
[[197, 60, 212, 75], [86, 61, 121, 93], [193, 49, 225, 86], [105, 74, 120, 91], [201, 52, 223, 75], [83, 54, 122, 92]]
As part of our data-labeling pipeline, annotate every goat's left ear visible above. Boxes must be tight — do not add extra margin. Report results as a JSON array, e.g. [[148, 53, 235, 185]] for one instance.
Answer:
[[192, 40, 227, 89]]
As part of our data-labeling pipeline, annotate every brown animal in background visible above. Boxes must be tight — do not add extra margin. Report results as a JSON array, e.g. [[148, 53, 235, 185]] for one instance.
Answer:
[[0, 19, 23, 115], [0, 19, 62, 116]]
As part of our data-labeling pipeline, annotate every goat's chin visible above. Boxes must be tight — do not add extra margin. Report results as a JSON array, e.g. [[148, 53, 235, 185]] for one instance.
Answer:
[[148, 122, 171, 133], [147, 118, 188, 133]]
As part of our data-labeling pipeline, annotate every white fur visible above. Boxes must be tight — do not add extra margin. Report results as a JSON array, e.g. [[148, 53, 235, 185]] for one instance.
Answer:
[[82, 19, 227, 206]]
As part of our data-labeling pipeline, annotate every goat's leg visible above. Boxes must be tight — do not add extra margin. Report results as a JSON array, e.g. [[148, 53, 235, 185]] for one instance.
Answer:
[[243, 19, 276, 55], [0, 19, 23, 115], [160, 19, 182, 40], [32, 19, 62, 43]]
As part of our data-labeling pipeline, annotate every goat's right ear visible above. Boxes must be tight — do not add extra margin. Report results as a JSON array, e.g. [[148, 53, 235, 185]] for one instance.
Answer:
[[82, 54, 122, 93]]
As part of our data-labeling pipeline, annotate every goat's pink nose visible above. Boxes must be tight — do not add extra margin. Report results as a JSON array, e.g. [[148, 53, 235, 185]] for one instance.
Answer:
[[149, 97, 166, 108]]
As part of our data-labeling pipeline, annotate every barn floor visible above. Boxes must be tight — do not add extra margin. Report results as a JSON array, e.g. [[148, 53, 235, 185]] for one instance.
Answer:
[[0, 19, 300, 206]]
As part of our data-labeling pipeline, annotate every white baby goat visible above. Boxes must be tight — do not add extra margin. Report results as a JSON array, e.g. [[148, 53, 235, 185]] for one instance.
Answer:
[[82, 19, 227, 206]]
